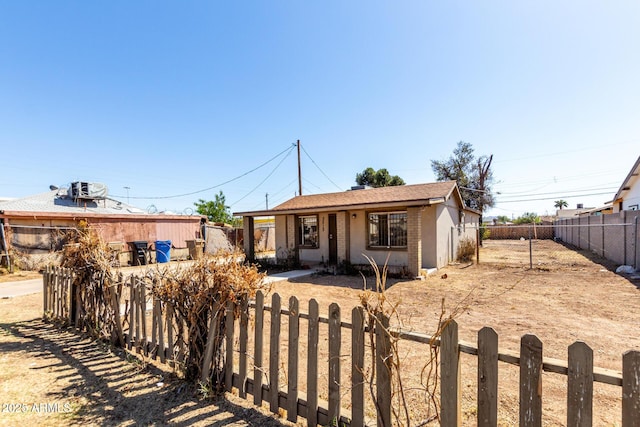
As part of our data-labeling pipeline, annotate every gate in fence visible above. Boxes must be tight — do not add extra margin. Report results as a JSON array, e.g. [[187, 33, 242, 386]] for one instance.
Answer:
[[43, 267, 640, 426]]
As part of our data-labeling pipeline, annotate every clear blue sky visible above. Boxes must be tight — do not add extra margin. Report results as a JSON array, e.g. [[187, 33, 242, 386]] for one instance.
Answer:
[[1, 1, 638, 218]]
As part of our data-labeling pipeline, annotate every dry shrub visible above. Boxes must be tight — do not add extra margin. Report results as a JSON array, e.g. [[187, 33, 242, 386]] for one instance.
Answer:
[[59, 224, 124, 343], [151, 251, 269, 391], [456, 237, 476, 263]]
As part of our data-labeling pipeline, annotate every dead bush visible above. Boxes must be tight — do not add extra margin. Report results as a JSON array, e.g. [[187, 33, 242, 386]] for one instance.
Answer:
[[456, 237, 476, 263], [150, 251, 269, 391]]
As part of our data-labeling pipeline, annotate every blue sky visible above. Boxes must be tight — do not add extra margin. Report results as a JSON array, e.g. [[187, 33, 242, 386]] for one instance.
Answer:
[[1, 1, 638, 218]]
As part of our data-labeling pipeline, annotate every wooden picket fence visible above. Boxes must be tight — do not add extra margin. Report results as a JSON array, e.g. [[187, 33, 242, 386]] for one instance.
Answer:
[[43, 267, 640, 426]]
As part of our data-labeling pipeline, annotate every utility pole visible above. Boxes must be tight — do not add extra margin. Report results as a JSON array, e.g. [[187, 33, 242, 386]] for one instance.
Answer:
[[123, 186, 130, 204], [265, 193, 269, 210], [297, 139, 302, 196]]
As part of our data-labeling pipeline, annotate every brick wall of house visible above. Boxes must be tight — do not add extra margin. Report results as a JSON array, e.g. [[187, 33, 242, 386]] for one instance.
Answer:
[[336, 212, 347, 264], [407, 206, 422, 277]]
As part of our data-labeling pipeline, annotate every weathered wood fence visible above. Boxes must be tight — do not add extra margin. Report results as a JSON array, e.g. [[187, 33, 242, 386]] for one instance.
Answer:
[[43, 267, 640, 426]]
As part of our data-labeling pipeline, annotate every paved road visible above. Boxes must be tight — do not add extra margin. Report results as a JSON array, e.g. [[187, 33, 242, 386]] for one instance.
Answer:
[[0, 278, 43, 298]]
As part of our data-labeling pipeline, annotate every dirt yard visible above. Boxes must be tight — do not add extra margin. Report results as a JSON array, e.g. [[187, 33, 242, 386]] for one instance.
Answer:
[[1, 239, 639, 426], [264, 240, 640, 426]]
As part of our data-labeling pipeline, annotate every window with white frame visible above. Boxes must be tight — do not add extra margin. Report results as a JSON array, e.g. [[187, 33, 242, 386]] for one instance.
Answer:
[[298, 215, 318, 247], [368, 211, 407, 248]]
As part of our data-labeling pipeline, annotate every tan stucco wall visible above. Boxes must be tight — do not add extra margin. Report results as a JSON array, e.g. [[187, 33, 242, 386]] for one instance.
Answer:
[[349, 209, 408, 267]]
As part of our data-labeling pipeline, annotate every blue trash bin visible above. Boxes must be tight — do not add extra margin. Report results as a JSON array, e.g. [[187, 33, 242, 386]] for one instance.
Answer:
[[155, 240, 171, 263]]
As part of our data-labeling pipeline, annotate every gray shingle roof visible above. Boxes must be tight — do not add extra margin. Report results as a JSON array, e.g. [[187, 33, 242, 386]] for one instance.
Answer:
[[236, 181, 466, 216], [0, 189, 147, 215]]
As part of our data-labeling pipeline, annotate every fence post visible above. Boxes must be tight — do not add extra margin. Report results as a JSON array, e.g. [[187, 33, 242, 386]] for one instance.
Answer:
[[567, 341, 593, 427], [253, 291, 264, 406], [441, 319, 461, 427], [287, 296, 299, 422], [622, 350, 640, 427], [520, 334, 543, 427], [269, 293, 281, 414], [529, 226, 533, 269], [478, 327, 498, 427], [307, 299, 319, 427], [352, 307, 365, 427], [239, 298, 249, 399], [202, 301, 221, 383], [42, 266, 49, 317], [225, 300, 235, 392], [375, 312, 391, 427], [328, 302, 341, 425]]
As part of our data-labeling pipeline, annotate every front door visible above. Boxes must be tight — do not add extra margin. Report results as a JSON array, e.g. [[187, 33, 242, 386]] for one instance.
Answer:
[[328, 214, 337, 264]]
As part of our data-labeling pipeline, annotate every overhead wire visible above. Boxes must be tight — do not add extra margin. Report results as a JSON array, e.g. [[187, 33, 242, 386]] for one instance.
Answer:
[[230, 146, 295, 207], [299, 143, 343, 191], [110, 143, 296, 200], [496, 190, 615, 203]]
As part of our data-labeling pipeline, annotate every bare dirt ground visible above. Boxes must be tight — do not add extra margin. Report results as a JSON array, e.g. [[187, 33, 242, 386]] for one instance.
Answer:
[[0, 293, 300, 426], [1, 240, 639, 426], [264, 240, 640, 426]]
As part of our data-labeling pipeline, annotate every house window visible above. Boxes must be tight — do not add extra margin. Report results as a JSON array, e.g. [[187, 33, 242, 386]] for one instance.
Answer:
[[368, 212, 407, 248], [298, 215, 318, 248]]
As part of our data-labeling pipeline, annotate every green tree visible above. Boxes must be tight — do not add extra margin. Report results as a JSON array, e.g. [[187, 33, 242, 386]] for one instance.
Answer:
[[554, 199, 568, 210], [355, 167, 405, 187], [194, 191, 233, 224], [494, 215, 510, 224], [513, 212, 541, 224], [430, 141, 495, 214]]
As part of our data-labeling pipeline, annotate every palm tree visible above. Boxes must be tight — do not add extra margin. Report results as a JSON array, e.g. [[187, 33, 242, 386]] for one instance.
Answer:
[[554, 199, 568, 210]]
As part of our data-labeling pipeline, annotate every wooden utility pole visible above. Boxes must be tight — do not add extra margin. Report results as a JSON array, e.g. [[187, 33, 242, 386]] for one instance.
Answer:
[[297, 140, 302, 196]]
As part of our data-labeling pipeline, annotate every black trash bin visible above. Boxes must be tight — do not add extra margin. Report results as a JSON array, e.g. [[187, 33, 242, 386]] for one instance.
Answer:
[[129, 241, 149, 266]]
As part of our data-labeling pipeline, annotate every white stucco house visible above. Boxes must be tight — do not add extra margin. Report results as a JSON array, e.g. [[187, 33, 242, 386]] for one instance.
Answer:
[[611, 155, 640, 213], [235, 181, 480, 277]]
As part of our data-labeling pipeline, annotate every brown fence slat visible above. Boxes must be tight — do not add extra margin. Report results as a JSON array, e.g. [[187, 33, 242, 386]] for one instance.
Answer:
[[140, 281, 148, 356], [225, 300, 235, 392], [269, 293, 281, 414], [287, 296, 299, 422], [126, 276, 134, 350], [478, 327, 498, 427], [520, 334, 543, 427], [307, 298, 319, 427], [567, 341, 593, 427], [328, 302, 341, 424], [351, 307, 365, 427], [74, 276, 82, 329], [622, 350, 640, 427], [441, 319, 461, 427], [166, 302, 175, 364], [239, 298, 249, 399], [151, 295, 158, 359], [42, 267, 48, 315], [201, 301, 220, 383], [253, 291, 265, 406], [156, 298, 165, 364], [376, 312, 392, 427]]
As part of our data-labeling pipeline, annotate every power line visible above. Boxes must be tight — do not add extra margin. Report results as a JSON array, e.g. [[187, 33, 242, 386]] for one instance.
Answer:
[[110, 144, 296, 200], [498, 186, 618, 200], [230, 147, 295, 207], [496, 190, 614, 203], [300, 143, 343, 191]]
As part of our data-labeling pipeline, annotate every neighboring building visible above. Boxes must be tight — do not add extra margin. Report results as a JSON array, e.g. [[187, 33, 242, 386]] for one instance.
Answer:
[[556, 204, 596, 218], [611, 155, 640, 213], [577, 204, 613, 216], [0, 182, 204, 264], [235, 181, 480, 277]]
